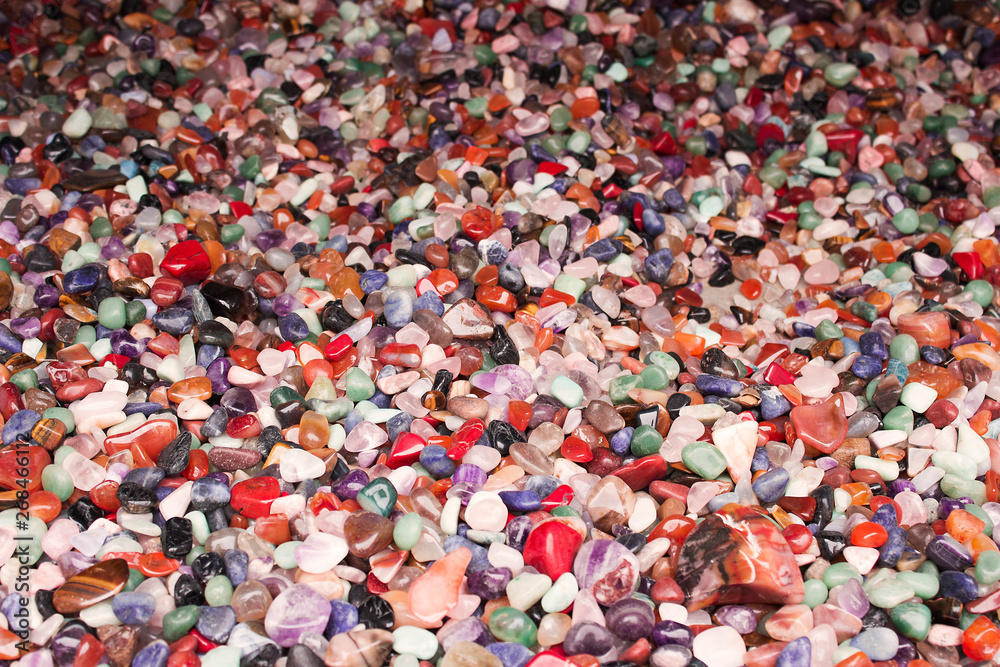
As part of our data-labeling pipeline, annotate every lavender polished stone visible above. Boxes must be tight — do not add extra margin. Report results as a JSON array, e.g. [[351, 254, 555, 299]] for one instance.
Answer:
[[264, 584, 331, 647], [827, 577, 869, 618], [714, 605, 757, 635], [563, 622, 614, 656], [331, 469, 369, 500], [606, 597, 655, 641], [652, 620, 694, 648], [438, 617, 493, 652], [467, 566, 512, 600], [491, 364, 534, 401]]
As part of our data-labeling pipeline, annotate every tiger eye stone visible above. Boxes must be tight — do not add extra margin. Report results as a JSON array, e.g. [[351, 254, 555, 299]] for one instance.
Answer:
[[52, 558, 130, 614], [31, 418, 66, 451]]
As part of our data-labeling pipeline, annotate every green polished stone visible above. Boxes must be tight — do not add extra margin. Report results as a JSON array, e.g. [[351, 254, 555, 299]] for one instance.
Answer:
[[681, 442, 727, 480], [163, 606, 200, 642], [610, 375, 643, 404], [42, 465, 74, 501], [393, 512, 423, 551], [814, 320, 843, 340], [822, 562, 862, 588], [488, 607, 537, 647], [630, 425, 663, 458], [358, 478, 398, 517], [977, 551, 1000, 585], [890, 603, 931, 641], [803, 579, 828, 608], [205, 575, 234, 606], [345, 367, 376, 401]]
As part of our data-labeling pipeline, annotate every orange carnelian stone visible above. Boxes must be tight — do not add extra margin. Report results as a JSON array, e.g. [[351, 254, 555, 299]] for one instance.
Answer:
[[964, 616, 1000, 660], [28, 490, 63, 522], [946, 509, 986, 542]]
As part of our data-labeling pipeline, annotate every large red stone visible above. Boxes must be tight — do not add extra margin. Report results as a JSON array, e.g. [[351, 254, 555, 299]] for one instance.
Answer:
[[230, 477, 281, 519], [522, 519, 583, 580], [160, 240, 211, 284], [674, 504, 804, 610], [0, 446, 49, 492]]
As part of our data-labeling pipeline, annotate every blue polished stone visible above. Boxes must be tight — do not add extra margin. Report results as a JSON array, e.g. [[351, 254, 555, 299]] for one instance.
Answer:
[[419, 444, 455, 478], [383, 290, 414, 328], [662, 188, 686, 211], [486, 642, 533, 667], [498, 490, 541, 512], [871, 504, 899, 530], [123, 402, 167, 417], [751, 446, 770, 473], [752, 467, 789, 504], [583, 239, 623, 262], [760, 386, 792, 420], [360, 270, 388, 294], [641, 208, 667, 236], [478, 239, 508, 265], [123, 466, 165, 489], [387, 412, 413, 442], [196, 605, 237, 643], [132, 641, 170, 667], [611, 426, 634, 455], [0, 324, 21, 353], [190, 477, 231, 511], [2, 409, 39, 446], [877, 526, 907, 567], [851, 354, 883, 379], [938, 570, 979, 602], [152, 308, 195, 336], [325, 599, 359, 638], [63, 264, 102, 294], [859, 331, 888, 360], [278, 313, 309, 341], [644, 248, 674, 283], [887, 358, 909, 383], [413, 290, 444, 316], [694, 373, 743, 397], [224, 549, 249, 586], [776, 637, 811, 667], [200, 407, 229, 438], [792, 322, 815, 338], [920, 345, 948, 365]]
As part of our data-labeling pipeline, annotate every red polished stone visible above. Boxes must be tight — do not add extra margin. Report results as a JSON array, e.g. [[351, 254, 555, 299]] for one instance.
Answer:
[[128, 252, 154, 278], [560, 436, 593, 462], [613, 455, 669, 491], [954, 252, 985, 280], [226, 414, 262, 439], [446, 418, 485, 460], [522, 519, 584, 579], [0, 446, 50, 492], [0, 383, 23, 421], [674, 504, 805, 610], [104, 419, 178, 457], [386, 432, 425, 469], [160, 240, 211, 284], [230, 477, 281, 519], [540, 485, 574, 510]]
